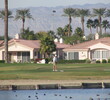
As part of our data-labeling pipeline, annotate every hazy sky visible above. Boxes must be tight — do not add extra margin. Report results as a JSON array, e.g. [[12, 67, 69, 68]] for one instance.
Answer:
[[0, 0, 110, 8]]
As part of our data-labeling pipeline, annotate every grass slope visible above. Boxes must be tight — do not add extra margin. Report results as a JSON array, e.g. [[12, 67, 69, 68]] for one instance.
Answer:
[[0, 63, 110, 80]]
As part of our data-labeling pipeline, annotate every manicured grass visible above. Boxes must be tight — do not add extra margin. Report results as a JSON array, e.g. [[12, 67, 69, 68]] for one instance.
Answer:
[[0, 63, 110, 80]]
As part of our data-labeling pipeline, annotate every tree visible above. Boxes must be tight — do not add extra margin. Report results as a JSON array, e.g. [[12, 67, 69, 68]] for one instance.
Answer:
[[20, 27, 36, 40], [102, 20, 110, 34], [47, 30, 56, 38], [106, 9, 110, 17], [56, 27, 65, 37], [86, 19, 93, 34], [63, 8, 76, 36], [63, 24, 72, 36], [93, 8, 106, 34], [0, 10, 13, 20], [40, 35, 56, 58], [4, 0, 8, 63], [76, 9, 90, 34], [92, 19, 100, 33], [15, 9, 33, 34], [74, 27, 83, 37]]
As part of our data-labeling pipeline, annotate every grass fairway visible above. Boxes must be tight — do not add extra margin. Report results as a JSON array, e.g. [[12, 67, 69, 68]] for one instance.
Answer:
[[0, 63, 110, 80]]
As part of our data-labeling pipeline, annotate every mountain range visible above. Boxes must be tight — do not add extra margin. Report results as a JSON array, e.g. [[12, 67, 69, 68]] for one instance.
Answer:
[[0, 3, 110, 37]]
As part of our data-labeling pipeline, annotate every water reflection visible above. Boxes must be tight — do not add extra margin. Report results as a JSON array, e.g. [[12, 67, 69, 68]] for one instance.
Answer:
[[0, 89, 110, 100]]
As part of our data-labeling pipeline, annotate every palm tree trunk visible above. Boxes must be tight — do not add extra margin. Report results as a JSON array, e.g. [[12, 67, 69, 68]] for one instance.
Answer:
[[90, 27, 92, 34], [68, 16, 71, 37], [4, 0, 8, 63], [81, 17, 84, 34], [22, 19, 25, 33], [96, 27, 98, 33], [99, 16, 102, 34], [105, 28, 106, 34]]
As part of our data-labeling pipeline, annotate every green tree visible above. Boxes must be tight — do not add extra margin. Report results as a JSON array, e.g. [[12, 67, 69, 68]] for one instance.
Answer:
[[92, 19, 100, 33], [63, 24, 72, 36], [20, 27, 36, 40], [47, 30, 56, 38], [102, 20, 110, 34], [74, 27, 83, 37], [93, 8, 106, 34], [86, 19, 93, 34], [15, 9, 33, 34], [56, 27, 65, 37], [63, 8, 76, 36], [40, 35, 56, 58], [106, 9, 110, 17], [76, 9, 90, 34]]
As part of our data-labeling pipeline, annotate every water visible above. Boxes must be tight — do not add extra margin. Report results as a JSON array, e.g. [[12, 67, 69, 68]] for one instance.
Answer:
[[0, 89, 110, 100]]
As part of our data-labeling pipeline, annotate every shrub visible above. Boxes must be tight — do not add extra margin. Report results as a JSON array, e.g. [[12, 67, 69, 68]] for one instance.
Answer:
[[102, 59, 107, 63], [0, 60, 5, 63], [96, 60, 100, 63], [58, 60, 86, 64], [85, 59, 91, 63], [108, 59, 110, 63]]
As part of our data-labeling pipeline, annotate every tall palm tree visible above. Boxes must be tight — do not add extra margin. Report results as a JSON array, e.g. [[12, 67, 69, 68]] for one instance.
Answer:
[[102, 20, 110, 34], [15, 9, 33, 34], [93, 8, 106, 34], [63, 8, 76, 36], [106, 9, 110, 17], [76, 9, 90, 34], [86, 19, 93, 34], [92, 19, 100, 33], [4, 0, 8, 63], [0, 10, 13, 20]]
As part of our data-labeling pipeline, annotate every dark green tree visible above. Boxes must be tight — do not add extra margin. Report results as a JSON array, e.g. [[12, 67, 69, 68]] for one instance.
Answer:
[[63, 8, 76, 36], [40, 35, 56, 58], [76, 9, 90, 34], [93, 8, 106, 34], [15, 9, 33, 34], [87, 19, 93, 34], [102, 20, 110, 34]]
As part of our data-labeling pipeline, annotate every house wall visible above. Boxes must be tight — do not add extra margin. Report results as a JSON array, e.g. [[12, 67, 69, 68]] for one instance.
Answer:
[[0, 43, 34, 61]]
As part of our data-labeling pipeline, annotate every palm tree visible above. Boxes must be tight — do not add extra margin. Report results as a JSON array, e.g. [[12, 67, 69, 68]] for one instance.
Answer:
[[93, 8, 106, 34], [15, 9, 33, 34], [76, 9, 90, 34], [4, 0, 8, 63], [102, 20, 110, 34], [63, 8, 76, 36], [106, 9, 110, 17], [92, 19, 99, 33], [86, 19, 93, 34], [0, 10, 13, 20]]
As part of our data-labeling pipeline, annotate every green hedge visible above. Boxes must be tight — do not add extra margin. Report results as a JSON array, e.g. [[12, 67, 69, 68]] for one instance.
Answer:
[[0, 60, 5, 63], [58, 60, 86, 64]]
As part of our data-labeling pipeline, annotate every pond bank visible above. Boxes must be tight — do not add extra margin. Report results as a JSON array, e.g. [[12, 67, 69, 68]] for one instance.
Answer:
[[0, 80, 110, 90]]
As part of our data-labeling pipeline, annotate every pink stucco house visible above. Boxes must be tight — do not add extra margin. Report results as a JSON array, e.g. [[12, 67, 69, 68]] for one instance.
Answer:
[[0, 39, 70, 63], [63, 37, 110, 61]]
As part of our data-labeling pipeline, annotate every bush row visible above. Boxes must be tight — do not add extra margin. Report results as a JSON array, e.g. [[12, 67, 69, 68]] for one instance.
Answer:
[[0, 60, 5, 63]]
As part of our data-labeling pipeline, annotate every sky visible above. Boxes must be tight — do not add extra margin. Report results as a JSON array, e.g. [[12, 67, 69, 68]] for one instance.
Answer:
[[0, 0, 110, 9]]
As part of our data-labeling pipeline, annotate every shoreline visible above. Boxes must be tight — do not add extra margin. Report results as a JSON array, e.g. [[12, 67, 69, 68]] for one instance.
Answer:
[[0, 79, 110, 90]]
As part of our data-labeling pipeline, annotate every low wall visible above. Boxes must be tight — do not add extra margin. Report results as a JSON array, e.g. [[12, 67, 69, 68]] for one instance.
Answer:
[[0, 82, 110, 90]]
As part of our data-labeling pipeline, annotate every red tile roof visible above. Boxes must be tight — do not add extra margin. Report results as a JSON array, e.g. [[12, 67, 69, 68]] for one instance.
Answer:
[[0, 39, 71, 49], [0, 40, 4, 45], [64, 37, 110, 50]]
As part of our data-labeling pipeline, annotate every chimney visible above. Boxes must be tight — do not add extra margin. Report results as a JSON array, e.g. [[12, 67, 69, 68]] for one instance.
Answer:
[[54, 38, 58, 42], [15, 34, 20, 39], [95, 33, 99, 40], [59, 38, 63, 43]]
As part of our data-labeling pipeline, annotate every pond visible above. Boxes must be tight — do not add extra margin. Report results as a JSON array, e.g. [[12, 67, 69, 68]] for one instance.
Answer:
[[0, 89, 110, 100]]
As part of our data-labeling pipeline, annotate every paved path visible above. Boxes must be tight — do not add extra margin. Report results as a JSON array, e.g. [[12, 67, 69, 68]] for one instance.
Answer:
[[0, 80, 110, 85]]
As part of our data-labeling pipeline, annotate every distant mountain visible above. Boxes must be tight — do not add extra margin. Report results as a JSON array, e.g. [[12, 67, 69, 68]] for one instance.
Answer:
[[0, 3, 110, 37]]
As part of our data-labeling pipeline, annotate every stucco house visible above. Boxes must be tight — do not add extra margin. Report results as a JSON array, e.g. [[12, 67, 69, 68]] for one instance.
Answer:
[[63, 37, 110, 61], [0, 38, 71, 63]]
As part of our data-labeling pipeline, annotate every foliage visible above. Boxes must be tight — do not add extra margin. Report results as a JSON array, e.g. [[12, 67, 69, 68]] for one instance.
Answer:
[[102, 59, 107, 63], [20, 27, 36, 40], [40, 34, 56, 57], [108, 59, 110, 63], [0, 60, 5, 63], [96, 60, 101, 63], [56, 27, 65, 37], [86, 34, 95, 41], [85, 59, 91, 63], [74, 27, 83, 37], [58, 59, 86, 64]]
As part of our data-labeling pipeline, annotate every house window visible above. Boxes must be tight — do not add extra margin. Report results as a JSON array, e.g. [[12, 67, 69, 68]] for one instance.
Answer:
[[68, 52, 79, 60], [102, 50, 109, 59], [92, 51, 100, 59]]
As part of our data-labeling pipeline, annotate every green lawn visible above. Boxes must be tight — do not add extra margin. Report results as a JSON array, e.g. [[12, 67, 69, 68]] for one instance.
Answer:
[[0, 63, 110, 80]]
